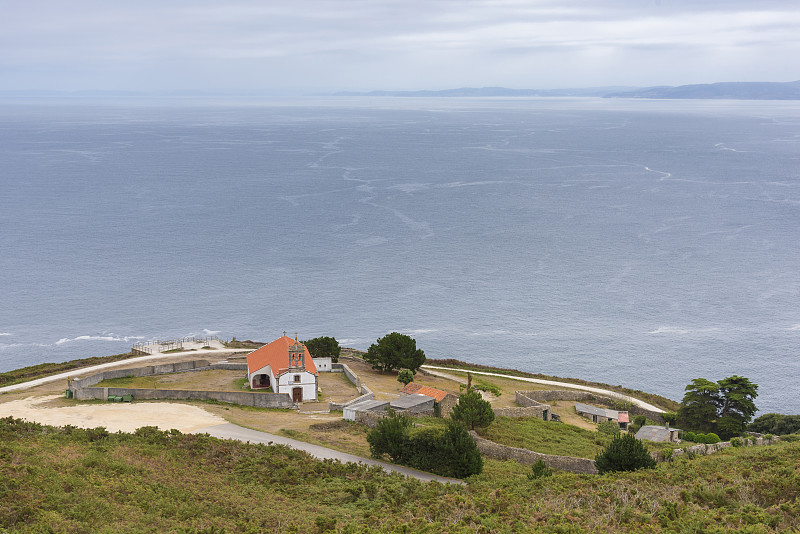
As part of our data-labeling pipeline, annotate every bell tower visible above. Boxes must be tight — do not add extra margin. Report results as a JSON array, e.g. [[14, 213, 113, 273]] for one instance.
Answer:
[[288, 334, 305, 370]]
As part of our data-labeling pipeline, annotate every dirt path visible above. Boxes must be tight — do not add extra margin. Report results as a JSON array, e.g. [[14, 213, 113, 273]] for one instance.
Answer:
[[196, 423, 464, 485], [422, 365, 666, 413], [0, 344, 252, 394]]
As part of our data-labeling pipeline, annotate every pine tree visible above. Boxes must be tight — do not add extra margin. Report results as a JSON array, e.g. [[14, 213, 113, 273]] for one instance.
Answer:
[[595, 433, 656, 474]]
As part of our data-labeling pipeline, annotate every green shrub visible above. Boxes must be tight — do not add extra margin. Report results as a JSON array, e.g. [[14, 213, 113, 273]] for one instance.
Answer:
[[683, 432, 697, 442], [397, 369, 413, 386], [633, 415, 647, 427], [749, 413, 800, 435], [367, 410, 411, 462], [367, 412, 482, 478], [660, 448, 674, 460], [597, 420, 621, 437], [527, 459, 552, 480], [451, 389, 495, 430], [731, 437, 743, 447], [473, 380, 502, 397], [595, 433, 656, 474], [705, 433, 721, 444]]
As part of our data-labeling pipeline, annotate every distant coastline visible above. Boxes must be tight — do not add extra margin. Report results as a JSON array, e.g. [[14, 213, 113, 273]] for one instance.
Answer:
[[333, 80, 800, 100]]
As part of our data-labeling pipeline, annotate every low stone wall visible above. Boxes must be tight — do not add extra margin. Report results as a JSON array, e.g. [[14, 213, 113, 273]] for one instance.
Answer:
[[70, 359, 292, 408], [210, 362, 248, 371], [519, 390, 664, 423], [74, 386, 293, 408], [334, 363, 370, 393], [330, 389, 374, 412], [71, 360, 212, 389], [469, 431, 598, 474], [512, 392, 552, 420], [653, 435, 779, 463], [495, 406, 550, 419]]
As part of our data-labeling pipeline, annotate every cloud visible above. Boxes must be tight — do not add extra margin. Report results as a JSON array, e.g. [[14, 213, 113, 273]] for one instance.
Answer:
[[1, 1, 798, 92]]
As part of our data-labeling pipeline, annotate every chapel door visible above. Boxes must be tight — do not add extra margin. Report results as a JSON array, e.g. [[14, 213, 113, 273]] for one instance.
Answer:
[[292, 387, 303, 403]]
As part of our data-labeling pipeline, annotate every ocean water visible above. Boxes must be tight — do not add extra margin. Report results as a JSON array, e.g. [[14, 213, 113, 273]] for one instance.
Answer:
[[1, 96, 798, 414]]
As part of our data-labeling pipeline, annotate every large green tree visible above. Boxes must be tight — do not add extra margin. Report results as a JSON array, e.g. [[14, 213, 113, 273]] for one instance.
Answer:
[[364, 332, 426, 373], [716, 375, 758, 438], [677, 378, 720, 434], [451, 389, 495, 431], [677, 376, 758, 439], [302, 336, 341, 363]]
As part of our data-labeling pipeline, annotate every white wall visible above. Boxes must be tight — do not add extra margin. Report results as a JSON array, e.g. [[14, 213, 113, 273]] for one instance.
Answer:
[[248, 365, 275, 390], [277, 371, 317, 401], [312, 357, 332, 372]]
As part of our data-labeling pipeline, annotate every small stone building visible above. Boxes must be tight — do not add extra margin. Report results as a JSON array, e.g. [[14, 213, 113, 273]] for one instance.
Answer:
[[401, 382, 459, 417], [343, 399, 389, 421], [635, 424, 682, 442], [390, 393, 435, 415], [574, 402, 629, 429]]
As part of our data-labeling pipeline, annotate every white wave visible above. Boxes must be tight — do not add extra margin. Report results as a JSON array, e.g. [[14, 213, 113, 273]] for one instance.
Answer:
[[648, 326, 719, 335], [648, 326, 690, 335], [790, 324, 800, 331], [0, 333, 12, 336], [202, 329, 221, 335], [55, 334, 143, 345], [400, 329, 437, 336]]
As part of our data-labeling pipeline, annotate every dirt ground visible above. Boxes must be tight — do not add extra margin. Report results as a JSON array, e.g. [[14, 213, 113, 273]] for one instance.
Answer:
[[0, 395, 226, 433], [342, 357, 461, 400], [0, 353, 598, 449]]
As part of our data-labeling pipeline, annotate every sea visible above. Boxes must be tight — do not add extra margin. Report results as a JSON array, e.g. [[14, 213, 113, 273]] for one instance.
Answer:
[[1, 96, 798, 414]]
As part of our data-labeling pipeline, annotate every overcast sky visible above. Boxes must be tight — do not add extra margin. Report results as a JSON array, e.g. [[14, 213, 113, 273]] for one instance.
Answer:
[[2, 0, 798, 94]]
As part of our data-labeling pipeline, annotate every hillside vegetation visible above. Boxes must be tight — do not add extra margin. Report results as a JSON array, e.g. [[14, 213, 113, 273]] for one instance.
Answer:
[[2, 417, 798, 533]]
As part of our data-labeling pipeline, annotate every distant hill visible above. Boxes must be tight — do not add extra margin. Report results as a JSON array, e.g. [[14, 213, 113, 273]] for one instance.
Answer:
[[333, 86, 638, 98], [334, 81, 800, 100], [604, 81, 800, 100]]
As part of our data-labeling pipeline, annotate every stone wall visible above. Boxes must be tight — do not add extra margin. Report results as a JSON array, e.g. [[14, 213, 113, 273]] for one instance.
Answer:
[[519, 390, 664, 423], [653, 435, 779, 463], [438, 395, 458, 418], [494, 406, 550, 419], [70, 360, 212, 390], [74, 386, 293, 408], [69, 359, 292, 408], [469, 431, 598, 474], [210, 362, 248, 371], [512, 392, 552, 420]]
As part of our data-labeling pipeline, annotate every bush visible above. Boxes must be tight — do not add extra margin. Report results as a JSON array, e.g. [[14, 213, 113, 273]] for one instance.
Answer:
[[683, 431, 696, 442], [397, 369, 413, 385], [451, 390, 495, 430], [597, 420, 621, 437], [367, 410, 411, 462], [367, 413, 482, 478], [705, 433, 721, 444], [633, 415, 647, 427], [749, 413, 800, 436], [527, 459, 552, 480], [731, 437, 743, 447], [594, 433, 656, 474]]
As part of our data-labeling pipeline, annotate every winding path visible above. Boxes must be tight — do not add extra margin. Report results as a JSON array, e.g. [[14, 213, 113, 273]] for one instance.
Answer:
[[0, 344, 252, 394], [195, 423, 464, 484], [422, 365, 666, 413]]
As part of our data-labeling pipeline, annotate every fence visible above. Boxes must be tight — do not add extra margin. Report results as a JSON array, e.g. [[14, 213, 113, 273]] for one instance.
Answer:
[[132, 336, 220, 355]]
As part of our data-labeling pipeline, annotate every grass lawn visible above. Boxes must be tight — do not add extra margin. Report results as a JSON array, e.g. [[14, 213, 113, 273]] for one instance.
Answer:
[[478, 416, 612, 458]]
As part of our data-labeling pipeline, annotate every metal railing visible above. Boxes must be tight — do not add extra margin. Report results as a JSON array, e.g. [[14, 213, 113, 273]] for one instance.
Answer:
[[132, 335, 219, 354]]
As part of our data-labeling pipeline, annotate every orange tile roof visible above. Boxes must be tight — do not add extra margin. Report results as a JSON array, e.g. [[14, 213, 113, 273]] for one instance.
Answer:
[[247, 336, 318, 377], [401, 382, 451, 402]]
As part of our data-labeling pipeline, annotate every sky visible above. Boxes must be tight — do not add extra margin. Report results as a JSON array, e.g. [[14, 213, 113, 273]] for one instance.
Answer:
[[1, 0, 798, 94]]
